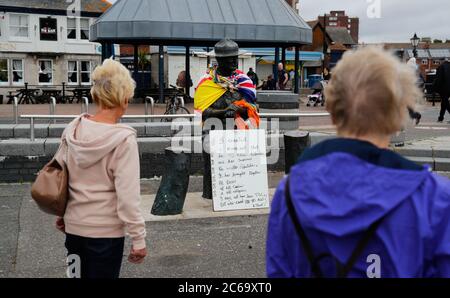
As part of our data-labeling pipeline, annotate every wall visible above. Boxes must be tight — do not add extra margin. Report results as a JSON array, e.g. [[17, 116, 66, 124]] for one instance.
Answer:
[[0, 54, 101, 98], [168, 55, 207, 97], [0, 13, 98, 55], [0, 12, 101, 98]]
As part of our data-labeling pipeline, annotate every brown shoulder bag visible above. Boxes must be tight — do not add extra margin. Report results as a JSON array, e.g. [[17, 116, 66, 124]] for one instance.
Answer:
[[31, 138, 69, 217]]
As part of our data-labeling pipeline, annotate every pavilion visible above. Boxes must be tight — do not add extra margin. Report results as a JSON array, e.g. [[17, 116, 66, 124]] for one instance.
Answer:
[[90, 0, 312, 101]]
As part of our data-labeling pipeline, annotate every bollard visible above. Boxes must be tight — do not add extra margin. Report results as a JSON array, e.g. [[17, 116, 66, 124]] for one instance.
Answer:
[[151, 147, 192, 215], [284, 131, 310, 174], [30, 117, 35, 142]]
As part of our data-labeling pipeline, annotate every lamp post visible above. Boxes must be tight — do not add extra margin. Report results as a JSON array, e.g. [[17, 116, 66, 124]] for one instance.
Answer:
[[410, 33, 420, 58]]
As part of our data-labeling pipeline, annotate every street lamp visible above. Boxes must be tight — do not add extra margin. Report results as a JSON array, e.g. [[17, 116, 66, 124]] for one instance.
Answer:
[[410, 33, 420, 58]]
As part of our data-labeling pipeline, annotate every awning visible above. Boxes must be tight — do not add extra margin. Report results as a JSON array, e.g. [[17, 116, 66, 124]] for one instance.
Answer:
[[90, 0, 312, 46], [259, 51, 323, 62]]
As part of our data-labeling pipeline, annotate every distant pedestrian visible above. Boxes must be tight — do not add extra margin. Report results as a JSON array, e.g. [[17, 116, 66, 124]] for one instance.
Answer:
[[56, 59, 147, 278], [323, 67, 331, 81], [277, 63, 289, 90], [406, 57, 422, 125], [176, 70, 193, 89], [247, 67, 259, 87], [433, 57, 450, 122], [267, 47, 450, 278]]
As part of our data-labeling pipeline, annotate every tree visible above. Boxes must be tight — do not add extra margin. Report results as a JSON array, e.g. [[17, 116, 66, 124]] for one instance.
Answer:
[[138, 51, 151, 71], [433, 39, 443, 44]]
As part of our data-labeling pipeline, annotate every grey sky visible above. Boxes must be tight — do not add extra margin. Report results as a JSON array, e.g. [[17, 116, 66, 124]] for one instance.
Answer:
[[107, 0, 450, 43], [300, 0, 449, 43]]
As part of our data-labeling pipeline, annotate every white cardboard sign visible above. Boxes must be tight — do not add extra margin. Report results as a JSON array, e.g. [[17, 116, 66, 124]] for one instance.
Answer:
[[209, 129, 270, 212]]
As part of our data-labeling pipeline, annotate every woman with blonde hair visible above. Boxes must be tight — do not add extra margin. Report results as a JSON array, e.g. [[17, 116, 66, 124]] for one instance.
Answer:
[[267, 47, 450, 278], [55, 58, 147, 278]]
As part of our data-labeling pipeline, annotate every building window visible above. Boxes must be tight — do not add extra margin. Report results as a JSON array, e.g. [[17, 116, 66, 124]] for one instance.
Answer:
[[12, 59, 23, 85], [67, 18, 77, 39], [0, 59, 8, 85], [40, 17, 58, 41], [80, 18, 90, 40], [80, 61, 91, 84], [68, 61, 78, 84], [38, 60, 53, 84], [9, 14, 29, 38], [434, 60, 441, 65], [422, 59, 428, 65]]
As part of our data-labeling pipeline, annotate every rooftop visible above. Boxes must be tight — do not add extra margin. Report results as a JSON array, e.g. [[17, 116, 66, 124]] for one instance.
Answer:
[[90, 0, 312, 46], [0, 0, 111, 13]]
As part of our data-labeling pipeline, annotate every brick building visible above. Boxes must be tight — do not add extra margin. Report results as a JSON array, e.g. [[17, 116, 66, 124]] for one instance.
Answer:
[[303, 20, 356, 72], [285, 0, 299, 11], [318, 10, 359, 44]]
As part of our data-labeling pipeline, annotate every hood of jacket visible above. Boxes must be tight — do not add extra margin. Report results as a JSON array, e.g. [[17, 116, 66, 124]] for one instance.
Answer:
[[63, 114, 137, 169], [288, 138, 431, 237]]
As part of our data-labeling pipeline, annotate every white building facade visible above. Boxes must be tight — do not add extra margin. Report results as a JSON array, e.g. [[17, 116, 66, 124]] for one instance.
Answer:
[[0, 1, 109, 100]]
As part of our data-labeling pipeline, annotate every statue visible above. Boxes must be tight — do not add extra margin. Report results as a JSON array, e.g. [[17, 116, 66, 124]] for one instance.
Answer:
[[194, 39, 260, 200]]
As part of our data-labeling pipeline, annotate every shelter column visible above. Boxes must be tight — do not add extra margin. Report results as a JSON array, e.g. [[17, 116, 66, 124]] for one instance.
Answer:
[[274, 47, 280, 83], [133, 45, 139, 83], [281, 47, 286, 69], [294, 46, 300, 94], [159, 45, 164, 103], [185, 46, 191, 98]]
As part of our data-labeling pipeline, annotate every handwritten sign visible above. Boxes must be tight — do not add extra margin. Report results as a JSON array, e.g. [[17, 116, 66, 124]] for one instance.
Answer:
[[209, 130, 270, 212]]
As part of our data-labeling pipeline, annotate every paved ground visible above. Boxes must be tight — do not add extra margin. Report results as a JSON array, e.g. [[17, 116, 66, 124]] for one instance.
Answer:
[[0, 183, 269, 278], [1, 171, 449, 278], [0, 175, 286, 278]]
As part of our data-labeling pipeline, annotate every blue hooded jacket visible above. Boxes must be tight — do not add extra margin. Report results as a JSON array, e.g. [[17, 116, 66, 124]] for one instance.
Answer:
[[267, 138, 450, 278]]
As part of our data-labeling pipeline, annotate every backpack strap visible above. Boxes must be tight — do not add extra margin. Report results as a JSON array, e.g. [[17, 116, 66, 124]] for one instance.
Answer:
[[338, 216, 384, 278], [284, 176, 324, 278], [284, 175, 386, 278]]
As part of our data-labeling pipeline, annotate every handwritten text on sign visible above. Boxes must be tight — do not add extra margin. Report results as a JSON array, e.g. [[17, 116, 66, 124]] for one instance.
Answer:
[[209, 130, 269, 212]]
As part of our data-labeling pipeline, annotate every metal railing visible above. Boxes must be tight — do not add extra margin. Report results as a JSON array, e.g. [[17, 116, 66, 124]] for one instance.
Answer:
[[178, 96, 185, 108], [144, 96, 155, 122], [81, 97, 89, 114], [49, 97, 56, 124], [20, 112, 330, 142], [13, 97, 18, 124]]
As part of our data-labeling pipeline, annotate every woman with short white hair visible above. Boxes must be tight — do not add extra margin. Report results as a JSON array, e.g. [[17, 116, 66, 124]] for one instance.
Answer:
[[267, 47, 450, 278], [55, 58, 147, 278]]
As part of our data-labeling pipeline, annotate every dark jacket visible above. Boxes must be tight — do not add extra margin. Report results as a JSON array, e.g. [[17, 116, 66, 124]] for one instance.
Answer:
[[433, 61, 450, 97], [267, 138, 450, 278]]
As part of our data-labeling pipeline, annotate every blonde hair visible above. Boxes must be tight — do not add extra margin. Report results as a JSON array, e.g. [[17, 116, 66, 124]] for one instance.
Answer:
[[90, 59, 136, 109], [325, 47, 422, 136]]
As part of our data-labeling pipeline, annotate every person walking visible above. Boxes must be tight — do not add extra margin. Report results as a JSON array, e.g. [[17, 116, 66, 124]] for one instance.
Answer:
[[406, 57, 422, 125], [56, 59, 147, 278], [434, 57, 450, 122], [267, 47, 450, 278], [247, 67, 259, 87]]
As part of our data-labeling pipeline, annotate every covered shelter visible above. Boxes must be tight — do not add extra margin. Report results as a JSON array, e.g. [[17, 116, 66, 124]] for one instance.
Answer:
[[90, 0, 312, 100]]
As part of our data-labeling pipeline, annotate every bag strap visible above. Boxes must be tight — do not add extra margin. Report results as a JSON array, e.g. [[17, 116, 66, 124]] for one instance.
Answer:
[[284, 176, 385, 278], [284, 176, 324, 278]]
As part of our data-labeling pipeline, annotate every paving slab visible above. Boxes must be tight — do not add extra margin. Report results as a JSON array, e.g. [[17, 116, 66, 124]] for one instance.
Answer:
[[141, 189, 276, 222]]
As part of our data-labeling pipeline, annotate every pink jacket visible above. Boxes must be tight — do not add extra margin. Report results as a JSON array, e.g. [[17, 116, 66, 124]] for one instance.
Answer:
[[57, 114, 146, 249]]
